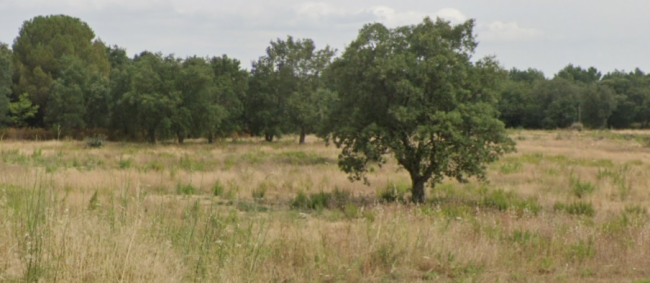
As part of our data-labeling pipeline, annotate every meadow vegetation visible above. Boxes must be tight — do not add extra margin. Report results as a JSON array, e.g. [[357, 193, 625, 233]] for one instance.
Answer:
[[1, 130, 650, 282]]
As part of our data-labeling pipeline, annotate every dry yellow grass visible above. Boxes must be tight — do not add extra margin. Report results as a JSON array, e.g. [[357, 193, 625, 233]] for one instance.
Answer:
[[1, 130, 650, 282]]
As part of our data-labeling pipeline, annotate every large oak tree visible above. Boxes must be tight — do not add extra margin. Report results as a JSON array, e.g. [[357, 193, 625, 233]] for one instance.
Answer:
[[324, 17, 515, 203]]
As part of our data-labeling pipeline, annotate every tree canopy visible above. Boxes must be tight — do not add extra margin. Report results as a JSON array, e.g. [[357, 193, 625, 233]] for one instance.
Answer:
[[12, 14, 110, 126], [323, 18, 515, 203], [0, 43, 11, 124]]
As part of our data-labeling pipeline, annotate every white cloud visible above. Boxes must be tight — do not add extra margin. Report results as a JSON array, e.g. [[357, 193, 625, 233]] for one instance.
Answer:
[[295, 2, 347, 19], [479, 21, 543, 42], [365, 6, 429, 26], [435, 8, 468, 23]]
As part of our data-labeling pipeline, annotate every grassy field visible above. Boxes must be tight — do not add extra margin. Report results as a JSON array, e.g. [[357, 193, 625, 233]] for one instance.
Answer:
[[1, 130, 650, 282]]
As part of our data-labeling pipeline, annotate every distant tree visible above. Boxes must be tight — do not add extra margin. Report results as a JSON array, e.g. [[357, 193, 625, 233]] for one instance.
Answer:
[[580, 85, 618, 129], [601, 69, 650, 128], [106, 46, 138, 139], [173, 57, 214, 143], [122, 52, 180, 143], [247, 36, 334, 143], [283, 37, 336, 144], [499, 68, 547, 128], [556, 64, 601, 84], [9, 93, 39, 127], [207, 55, 248, 142], [0, 43, 11, 125], [509, 68, 546, 84], [247, 39, 295, 142], [12, 14, 110, 126], [534, 78, 581, 129], [324, 18, 515, 203], [45, 56, 87, 131], [45, 56, 110, 134]]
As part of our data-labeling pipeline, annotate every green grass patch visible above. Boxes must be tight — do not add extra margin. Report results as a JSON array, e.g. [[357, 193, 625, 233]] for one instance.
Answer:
[[554, 201, 595, 217], [274, 151, 330, 165]]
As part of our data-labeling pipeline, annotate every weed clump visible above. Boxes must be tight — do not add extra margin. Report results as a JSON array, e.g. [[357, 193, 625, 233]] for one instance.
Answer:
[[480, 189, 541, 215], [212, 180, 225, 197], [554, 201, 595, 217], [570, 176, 597, 198], [378, 181, 409, 203], [176, 183, 196, 195], [291, 187, 353, 211]]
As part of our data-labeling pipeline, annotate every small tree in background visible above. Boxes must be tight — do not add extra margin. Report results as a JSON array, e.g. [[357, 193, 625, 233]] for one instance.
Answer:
[[9, 93, 39, 128]]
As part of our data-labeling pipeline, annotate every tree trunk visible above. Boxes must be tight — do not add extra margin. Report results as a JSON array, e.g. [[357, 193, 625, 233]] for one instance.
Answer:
[[411, 175, 426, 203], [299, 127, 306, 144]]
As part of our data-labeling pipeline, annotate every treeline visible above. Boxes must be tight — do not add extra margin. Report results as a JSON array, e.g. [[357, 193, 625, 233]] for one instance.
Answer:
[[0, 15, 648, 143], [0, 15, 335, 143], [500, 66, 650, 129]]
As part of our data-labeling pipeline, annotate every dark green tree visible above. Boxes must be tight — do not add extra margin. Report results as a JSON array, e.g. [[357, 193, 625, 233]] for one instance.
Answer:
[[581, 85, 618, 129], [45, 56, 111, 134], [247, 40, 295, 142], [602, 70, 636, 128], [283, 37, 336, 144], [106, 46, 138, 139], [556, 64, 601, 84], [499, 68, 546, 128], [45, 56, 87, 132], [122, 52, 180, 143], [12, 14, 110, 126], [0, 43, 11, 125], [324, 18, 515, 203], [173, 57, 214, 143], [207, 55, 248, 142]]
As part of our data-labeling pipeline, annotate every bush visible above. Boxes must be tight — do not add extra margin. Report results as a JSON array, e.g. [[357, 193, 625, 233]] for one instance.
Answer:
[[569, 122, 584, 131], [85, 135, 106, 148]]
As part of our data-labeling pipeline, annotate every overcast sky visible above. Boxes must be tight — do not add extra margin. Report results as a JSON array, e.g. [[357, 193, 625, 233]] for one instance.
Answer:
[[1, 0, 648, 77]]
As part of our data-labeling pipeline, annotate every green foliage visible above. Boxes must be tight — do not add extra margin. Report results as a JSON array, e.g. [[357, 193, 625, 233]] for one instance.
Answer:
[[290, 187, 352, 211], [212, 180, 225, 197], [274, 151, 330, 165], [324, 18, 515, 202], [8, 93, 39, 127], [499, 160, 523, 174], [0, 43, 10, 125], [570, 176, 597, 198], [204, 55, 248, 142], [247, 36, 333, 143], [121, 52, 181, 143], [84, 135, 106, 148], [566, 238, 596, 263], [554, 201, 595, 217], [176, 183, 196, 195], [12, 15, 110, 126], [480, 189, 541, 215], [252, 183, 267, 201], [118, 157, 133, 169], [378, 180, 409, 203], [143, 161, 165, 172]]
